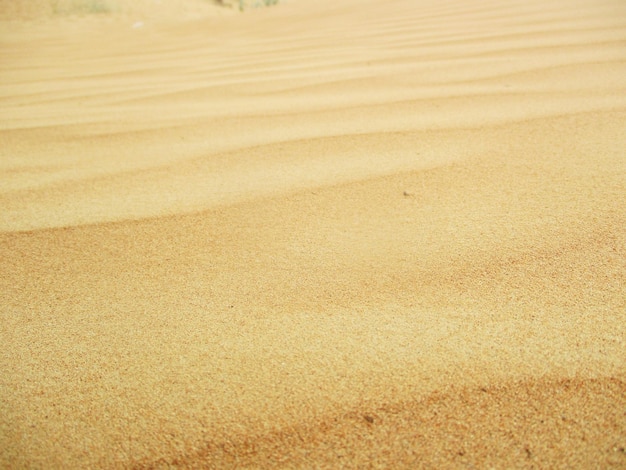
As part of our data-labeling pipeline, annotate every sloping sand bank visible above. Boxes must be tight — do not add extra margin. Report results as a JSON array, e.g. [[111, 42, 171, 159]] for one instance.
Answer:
[[1, 0, 625, 467]]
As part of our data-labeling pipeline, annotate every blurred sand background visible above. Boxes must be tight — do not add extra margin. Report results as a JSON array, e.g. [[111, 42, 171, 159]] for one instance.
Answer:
[[1, 0, 625, 467]]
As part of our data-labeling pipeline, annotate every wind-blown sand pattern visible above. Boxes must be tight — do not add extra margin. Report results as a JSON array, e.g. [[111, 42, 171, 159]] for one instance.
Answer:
[[1, 0, 625, 467]]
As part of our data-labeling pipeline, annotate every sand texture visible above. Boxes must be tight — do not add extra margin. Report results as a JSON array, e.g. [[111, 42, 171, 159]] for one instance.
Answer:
[[1, 0, 626, 467]]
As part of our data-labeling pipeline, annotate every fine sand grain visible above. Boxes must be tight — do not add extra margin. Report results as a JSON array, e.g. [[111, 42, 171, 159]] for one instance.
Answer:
[[1, 0, 625, 468]]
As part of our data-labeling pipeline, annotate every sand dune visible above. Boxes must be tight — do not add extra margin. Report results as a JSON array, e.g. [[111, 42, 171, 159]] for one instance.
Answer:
[[1, 0, 625, 467]]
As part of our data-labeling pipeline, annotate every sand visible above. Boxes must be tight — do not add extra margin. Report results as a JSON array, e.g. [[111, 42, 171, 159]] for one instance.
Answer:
[[1, 0, 625, 467]]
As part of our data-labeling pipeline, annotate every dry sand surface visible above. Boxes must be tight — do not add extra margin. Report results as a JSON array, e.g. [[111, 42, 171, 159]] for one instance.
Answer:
[[1, 0, 626, 467]]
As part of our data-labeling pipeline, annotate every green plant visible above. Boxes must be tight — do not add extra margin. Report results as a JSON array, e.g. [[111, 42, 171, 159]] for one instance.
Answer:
[[52, 0, 116, 15], [236, 0, 279, 12]]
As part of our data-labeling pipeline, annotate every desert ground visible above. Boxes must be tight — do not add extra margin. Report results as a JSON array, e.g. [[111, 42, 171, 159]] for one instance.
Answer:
[[1, 0, 625, 467]]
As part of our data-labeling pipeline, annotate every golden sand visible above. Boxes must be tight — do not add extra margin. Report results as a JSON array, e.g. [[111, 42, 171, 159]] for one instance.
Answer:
[[1, 0, 625, 467]]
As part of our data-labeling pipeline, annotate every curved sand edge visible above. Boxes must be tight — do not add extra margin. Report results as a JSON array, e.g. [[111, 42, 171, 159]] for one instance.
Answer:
[[134, 376, 626, 469]]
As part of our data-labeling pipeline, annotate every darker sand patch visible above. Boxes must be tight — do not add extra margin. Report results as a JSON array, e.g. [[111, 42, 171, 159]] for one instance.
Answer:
[[134, 376, 626, 469]]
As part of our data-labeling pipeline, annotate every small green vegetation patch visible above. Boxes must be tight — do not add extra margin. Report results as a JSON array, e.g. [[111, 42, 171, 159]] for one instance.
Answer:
[[52, 0, 117, 15], [216, 0, 279, 12]]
